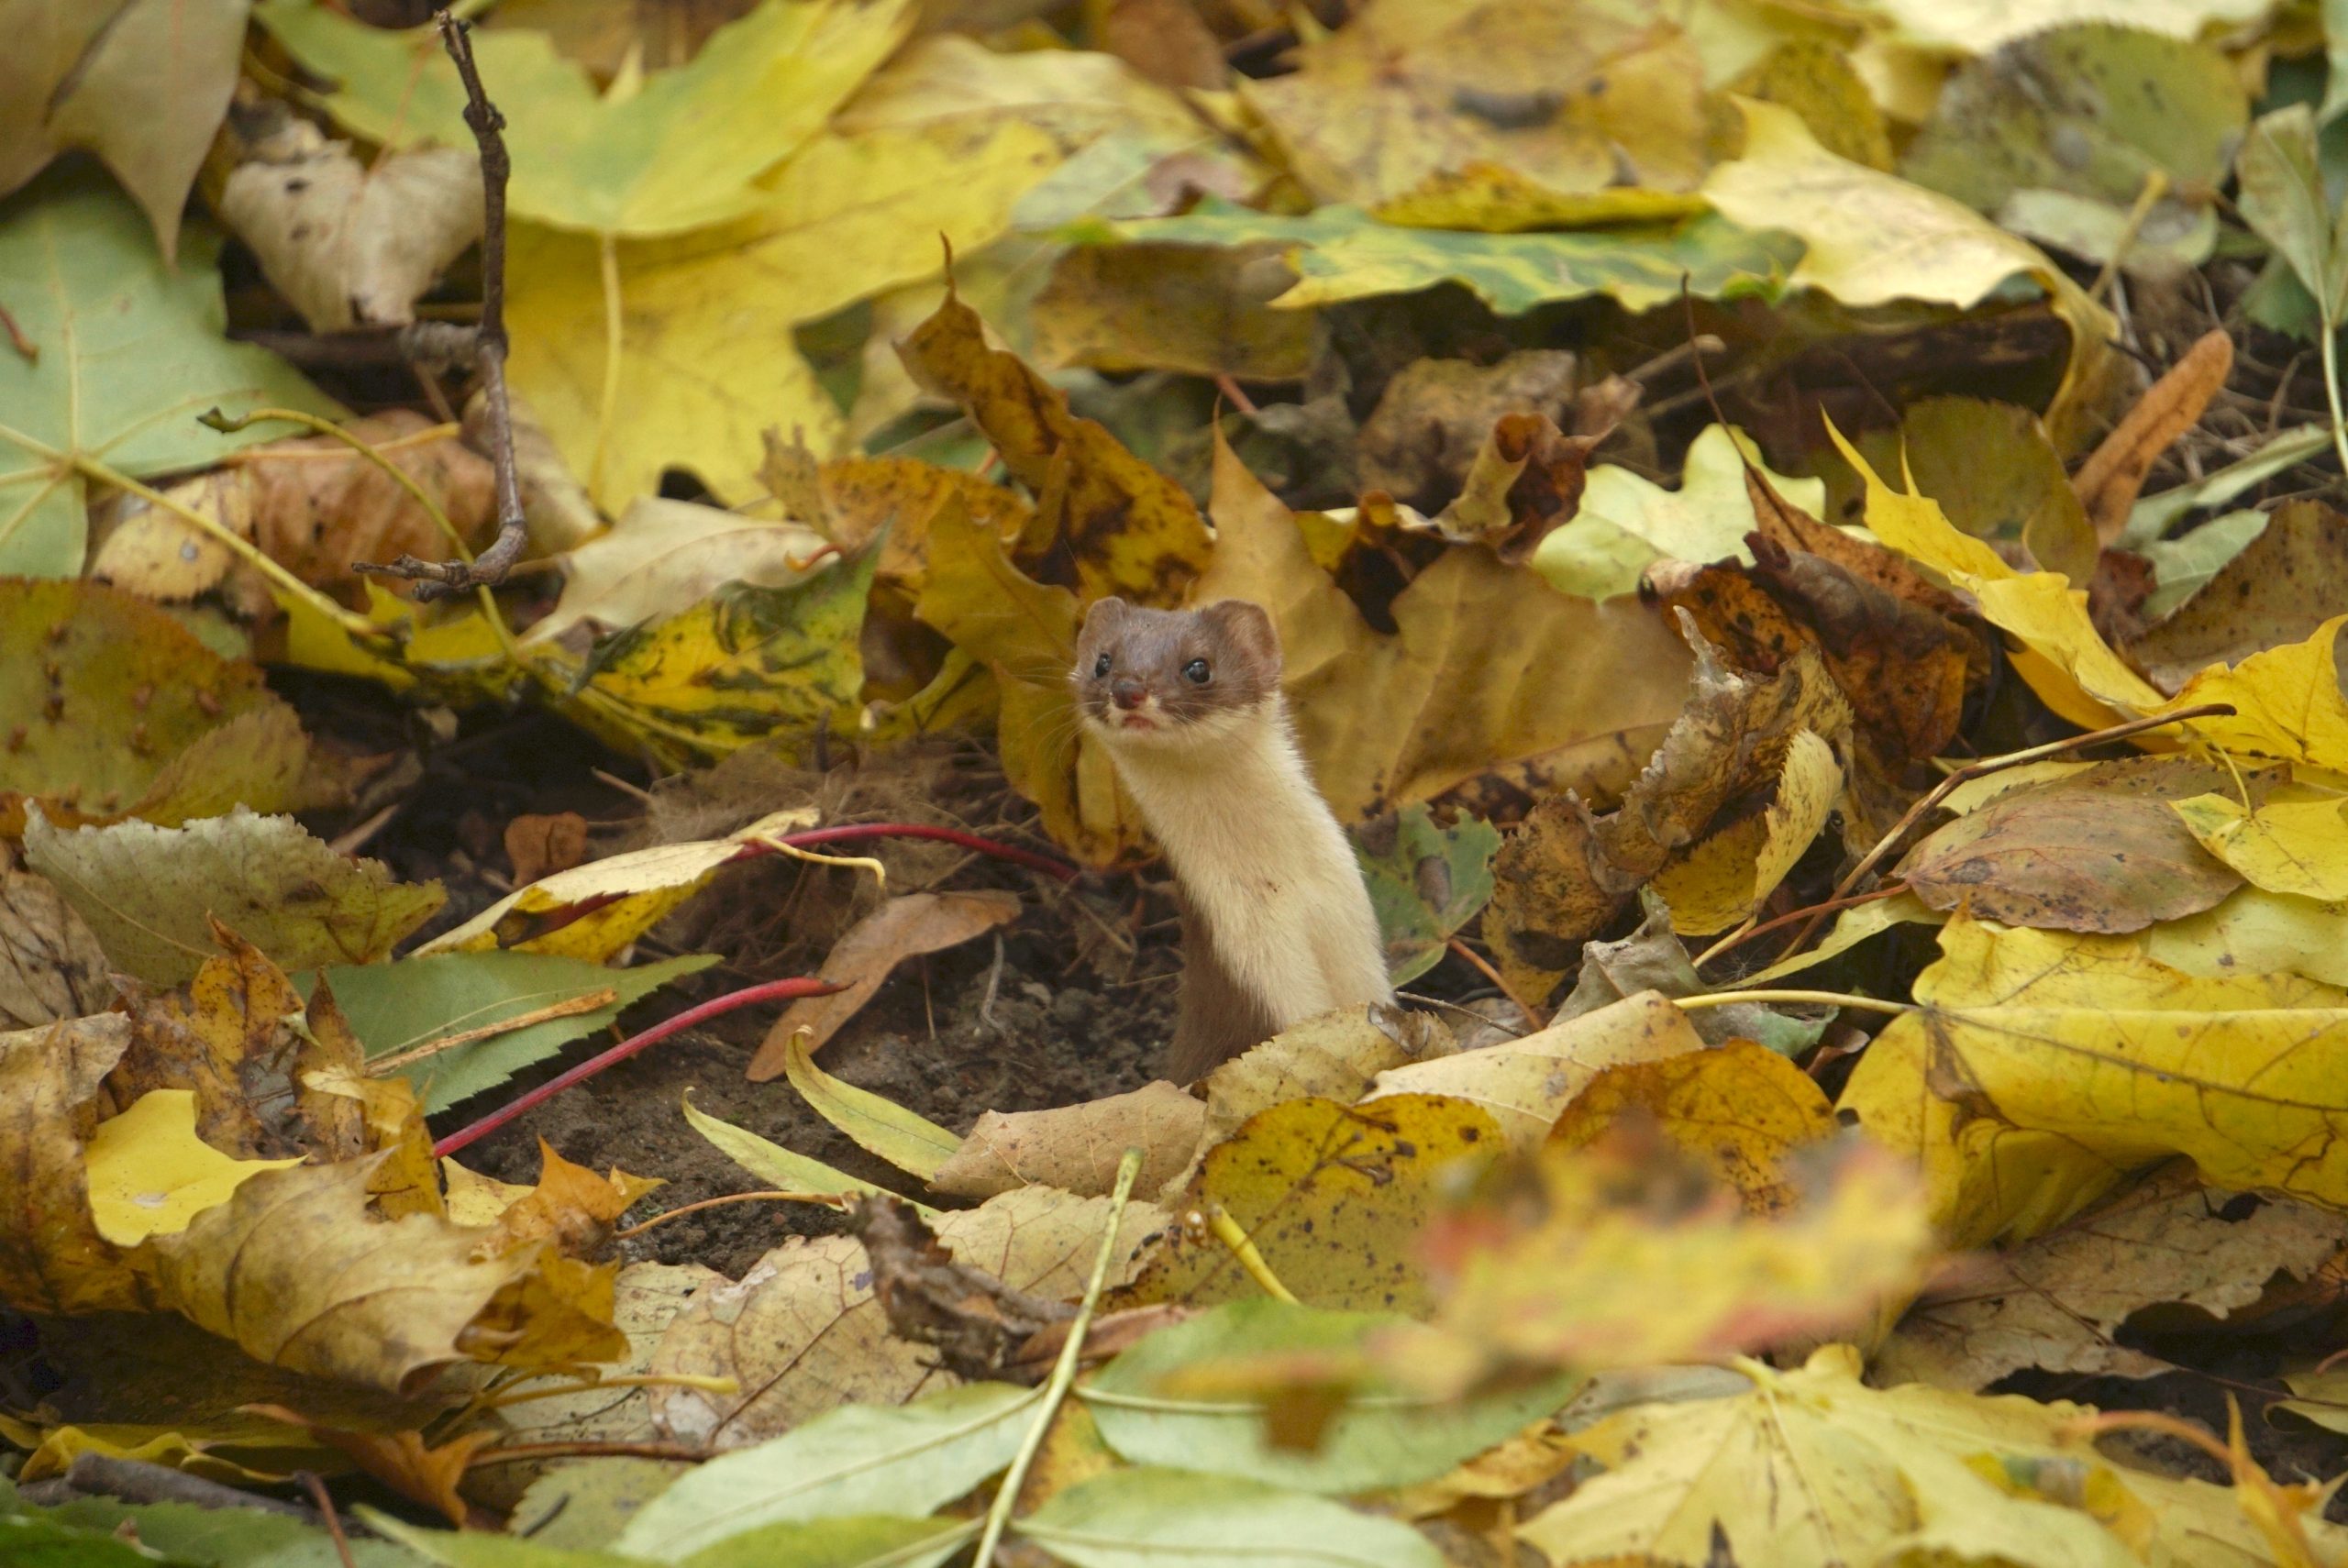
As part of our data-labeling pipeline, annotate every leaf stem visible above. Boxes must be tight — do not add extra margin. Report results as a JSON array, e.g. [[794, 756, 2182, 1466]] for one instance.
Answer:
[[1673, 988, 1911, 1017], [2320, 320, 2348, 483], [431, 975, 843, 1158], [759, 823, 1080, 883], [970, 1147, 1143, 1568]]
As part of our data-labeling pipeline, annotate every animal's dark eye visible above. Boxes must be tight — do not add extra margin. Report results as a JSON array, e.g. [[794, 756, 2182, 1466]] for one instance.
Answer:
[[1183, 658, 1210, 684], [1092, 654, 1112, 678]]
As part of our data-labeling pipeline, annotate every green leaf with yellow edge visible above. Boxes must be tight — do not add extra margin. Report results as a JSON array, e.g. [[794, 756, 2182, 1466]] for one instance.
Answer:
[[417, 806, 814, 960], [777, 1032, 957, 1182], [1083, 1301, 1578, 1494], [2171, 792, 2348, 901], [0, 175, 338, 576], [1703, 100, 2117, 446], [1548, 1040, 1840, 1213], [1520, 1343, 2325, 1567], [1235, 0, 1711, 204], [1102, 199, 1800, 316], [899, 291, 1213, 603], [914, 497, 1144, 865], [276, 582, 524, 704], [1832, 422, 2165, 727], [1371, 163, 1711, 230], [1119, 1092, 1501, 1313], [543, 547, 878, 770], [1651, 727, 1841, 935], [1365, 990, 1706, 1152], [1533, 424, 1826, 602], [84, 1090, 300, 1247], [25, 808, 444, 988], [505, 117, 1060, 508], [254, 0, 910, 237], [1840, 911, 2348, 1249], [0, 580, 316, 837]]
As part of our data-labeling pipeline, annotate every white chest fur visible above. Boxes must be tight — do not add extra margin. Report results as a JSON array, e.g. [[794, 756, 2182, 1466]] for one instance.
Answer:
[[1104, 704, 1392, 1027]]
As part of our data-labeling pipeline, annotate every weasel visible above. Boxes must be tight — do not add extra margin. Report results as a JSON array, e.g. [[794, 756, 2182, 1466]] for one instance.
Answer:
[[1073, 596, 1392, 1081]]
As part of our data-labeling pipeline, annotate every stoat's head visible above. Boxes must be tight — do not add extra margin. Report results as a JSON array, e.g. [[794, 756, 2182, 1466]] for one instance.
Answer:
[[1073, 597, 1282, 748]]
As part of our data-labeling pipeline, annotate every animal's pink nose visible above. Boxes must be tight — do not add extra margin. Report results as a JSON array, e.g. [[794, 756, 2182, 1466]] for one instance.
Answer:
[[1111, 678, 1146, 711]]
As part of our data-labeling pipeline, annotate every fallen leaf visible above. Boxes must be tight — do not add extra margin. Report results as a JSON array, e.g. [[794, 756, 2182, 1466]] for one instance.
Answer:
[[0, 0, 249, 257], [1033, 243, 1311, 381], [1899, 26, 2243, 271], [1021, 1468, 1442, 1568], [1366, 990, 1707, 1151], [1238, 0, 1711, 204], [1355, 805, 1499, 988], [1896, 757, 2245, 933], [1876, 1166, 2348, 1391], [1841, 912, 2348, 1247], [418, 806, 813, 960], [2128, 500, 2348, 690], [1119, 1094, 1500, 1313], [2074, 330, 2235, 543], [775, 1031, 958, 1181], [0, 1013, 140, 1313], [0, 582, 316, 837], [1703, 100, 2115, 444], [0, 869, 111, 1031], [1534, 425, 1828, 602], [83, 1090, 300, 1247], [1557, 898, 1831, 1055], [1111, 198, 1801, 317], [682, 1091, 910, 1207], [930, 1080, 1205, 1200], [1844, 396, 2097, 582], [91, 410, 495, 606], [2171, 792, 2348, 902], [25, 807, 443, 987], [504, 812, 589, 888], [1547, 1040, 1839, 1212], [1650, 725, 1841, 935], [2235, 105, 2348, 339], [216, 114, 482, 332], [1370, 162, 1713, 229], [525, 498, 830, 646], [1521, 1343, 2324, 1566], [648, 1189, 1159, 1446], [256, 0, 910, 237], [1357, 350, 1584, 513], [0, 175, 336, 576], [2164, 613, 2348, 771], [748, 890, 1022, 1074], [1200, 1010, 1424, 1144]]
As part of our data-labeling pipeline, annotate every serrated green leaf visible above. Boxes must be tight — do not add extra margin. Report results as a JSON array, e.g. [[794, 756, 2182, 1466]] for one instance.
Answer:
[[1091, 200, 1797, 315], [616, 1383, 1035, 1558], [1017, 1467, 1443, 1568], [304, 950, 717, 1113], [2, 1477, 409, 1568], [1082, 1299, 1579, 1494], [0, 174, 335, 576]]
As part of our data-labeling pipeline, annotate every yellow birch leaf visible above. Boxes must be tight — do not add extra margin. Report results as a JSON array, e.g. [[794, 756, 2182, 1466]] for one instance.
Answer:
[[2165, 614, 2348, 771], [1840, 912, 2348, 1248], [1703, 99, 2117, 445], [2171, 792, 2348, 901], [1651, 727, 1841, 934], [779, 1031, 958, 1182], [505, 116, 1060, 508], [416, 806, 815, 959], [84, 1091, 300, 1247]]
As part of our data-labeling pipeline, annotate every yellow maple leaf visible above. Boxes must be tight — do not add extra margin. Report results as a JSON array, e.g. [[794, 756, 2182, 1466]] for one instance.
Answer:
[[84, 1090, 301, 1247]]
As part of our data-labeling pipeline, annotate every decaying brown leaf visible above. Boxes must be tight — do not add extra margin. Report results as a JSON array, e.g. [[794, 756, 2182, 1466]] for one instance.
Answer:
[[748, 889, 1022, 1077], [0, 870, 111, 1032], [2128, 500, 2348, 692], [0, 1013, 140, 1314], [2074, 329, 2233, 545], [929, 1079, 1206, 1200], [1358, 350, 1588, 513]]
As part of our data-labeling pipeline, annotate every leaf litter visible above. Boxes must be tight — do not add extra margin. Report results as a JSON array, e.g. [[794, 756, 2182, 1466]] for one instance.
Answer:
[[6, 0, 2348, 1562]]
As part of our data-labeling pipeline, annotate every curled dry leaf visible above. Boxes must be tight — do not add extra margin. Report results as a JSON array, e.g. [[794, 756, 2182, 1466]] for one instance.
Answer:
[[2073, 329, 2234, 543], [1358, 350, 1586, 513], [748, 889, 1023, 1077], [524, 497, 832, 646], [0, 581, 316, 837], [0, 869, 111, 1031], [1876, 1166, 2348, 1391], [0, 1012, 140, 1314], [217, 114, 482, 333], [91, 410, 494, 607], [928, 1079, 1206, 1200]]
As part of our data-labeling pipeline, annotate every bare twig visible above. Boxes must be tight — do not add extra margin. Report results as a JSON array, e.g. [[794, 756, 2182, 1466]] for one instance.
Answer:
[[296, 1473, 360, 1568], [354, 11, 527, 602]]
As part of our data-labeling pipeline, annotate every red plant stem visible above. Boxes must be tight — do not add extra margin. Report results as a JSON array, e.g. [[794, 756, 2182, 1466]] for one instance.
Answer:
[[769, 823, 1080, 883], [432, 976, 843, 1158]]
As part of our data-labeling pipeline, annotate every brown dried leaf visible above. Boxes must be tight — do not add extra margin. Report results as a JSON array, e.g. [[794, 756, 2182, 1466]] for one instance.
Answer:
[[1422, 412, 1605, 565], [1033, 243, 1311, 381], [1897, 757, 2247, 933], [2128, 500, 2348, 692], [748, 890, 1022, 1077], [0, 1013, 141, 1314], [1357, 351, 1584, 513], [2074, 329, 2233, 545], [505, 812, 589, 888], [929, 1080, 1206, 1200], [0, 870, 110, 1032], [1875, 1166, 2348, 1391]]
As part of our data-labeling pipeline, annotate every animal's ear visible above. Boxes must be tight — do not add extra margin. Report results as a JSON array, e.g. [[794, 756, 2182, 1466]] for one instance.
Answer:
[[1201, 599, 1280, 681], [1080, 595, 1132, 638]]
